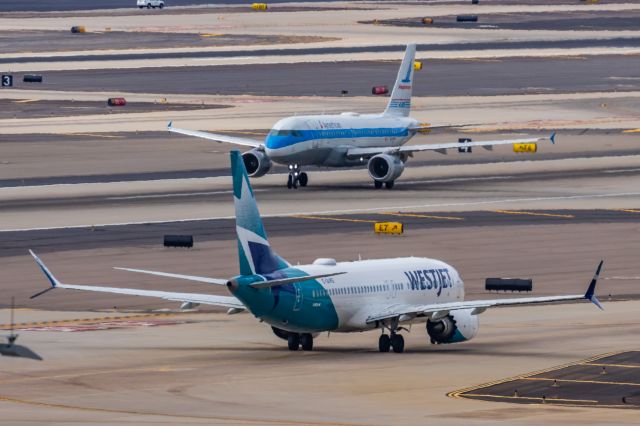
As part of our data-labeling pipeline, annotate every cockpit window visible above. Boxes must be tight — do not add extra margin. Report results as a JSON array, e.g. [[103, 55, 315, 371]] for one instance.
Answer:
[[269, 129, 302, 137]]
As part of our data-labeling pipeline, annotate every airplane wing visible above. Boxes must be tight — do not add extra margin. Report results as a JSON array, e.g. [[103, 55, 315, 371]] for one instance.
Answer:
[[114, 267, 228, 285], [366, 260, 603, 324], [167, 121, 262, 148], [347, 133, 555, 157], [29, 251, 245, 310], [407, 123, 481, 132]]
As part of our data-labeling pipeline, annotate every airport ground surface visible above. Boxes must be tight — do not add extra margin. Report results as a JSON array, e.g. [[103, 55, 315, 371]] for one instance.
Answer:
[[1, 0, 640, 424]]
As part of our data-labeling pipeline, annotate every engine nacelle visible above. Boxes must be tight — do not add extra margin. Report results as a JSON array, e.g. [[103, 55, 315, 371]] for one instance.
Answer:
[[242, 149, 272, 178], [271, 326, 320, 340], [271, 326, 291, 341], [426, 309, 479, 344], [367, 154, 405, 183]]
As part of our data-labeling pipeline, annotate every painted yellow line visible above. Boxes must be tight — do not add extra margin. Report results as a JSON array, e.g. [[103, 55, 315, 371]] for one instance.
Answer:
[[60, 132, 124, 139], [616, 208, 640, 213], [12, 99, 39, 104], [622, 128, 640, 133], [200, 33, 223, 37], [381, 212, 464, 221], [0, 313, 176, 330], [523, 377, 640, 387], [494, 210, 575, 218], [292, 215, 377, 223], [585, 362, 640, 369], [463, 393, 598, 404], [0, 394, 346, 425], [447, 350, 623, 399]]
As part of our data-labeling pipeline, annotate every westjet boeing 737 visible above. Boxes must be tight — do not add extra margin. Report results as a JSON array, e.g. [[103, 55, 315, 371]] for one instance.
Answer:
[[168, 43, 554, 189], [31, 151, 602, 353]]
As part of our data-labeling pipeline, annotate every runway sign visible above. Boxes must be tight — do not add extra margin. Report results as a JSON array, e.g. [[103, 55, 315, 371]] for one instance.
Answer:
[[375, 222, 403, 235]]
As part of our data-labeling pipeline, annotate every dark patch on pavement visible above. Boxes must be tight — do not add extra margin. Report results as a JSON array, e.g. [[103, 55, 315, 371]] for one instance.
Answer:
[[452, 351, 640, 408]]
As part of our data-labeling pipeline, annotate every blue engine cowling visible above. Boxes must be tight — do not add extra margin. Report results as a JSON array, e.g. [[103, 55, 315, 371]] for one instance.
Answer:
[[426, 309, 478, 344]]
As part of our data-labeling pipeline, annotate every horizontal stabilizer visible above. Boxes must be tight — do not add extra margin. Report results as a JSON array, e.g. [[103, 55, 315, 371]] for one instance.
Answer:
[[250, 272, 346, 289]]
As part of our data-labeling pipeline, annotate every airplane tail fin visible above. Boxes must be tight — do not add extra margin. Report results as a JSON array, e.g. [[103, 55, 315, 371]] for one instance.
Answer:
[[230, 151, 289, 276], [383, 43, 416, 118]]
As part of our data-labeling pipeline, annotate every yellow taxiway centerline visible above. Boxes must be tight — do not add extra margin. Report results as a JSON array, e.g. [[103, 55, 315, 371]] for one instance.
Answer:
[[523, 377, 640, 387], [584, 362, 640, 369], [60, 132, 124, 139], [462, 393, 599, 404], [494, 210, 575, 218], [292, 215, 378, 223], [381, 212, 464, 221]]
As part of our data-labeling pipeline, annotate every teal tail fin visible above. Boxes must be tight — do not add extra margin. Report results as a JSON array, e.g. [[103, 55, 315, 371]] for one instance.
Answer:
[[231, 151, 289, 276]]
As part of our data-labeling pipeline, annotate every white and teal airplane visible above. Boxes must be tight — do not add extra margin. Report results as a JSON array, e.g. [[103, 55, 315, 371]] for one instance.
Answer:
[[30, 150, 602, 353], [168, 43, 554, 189]]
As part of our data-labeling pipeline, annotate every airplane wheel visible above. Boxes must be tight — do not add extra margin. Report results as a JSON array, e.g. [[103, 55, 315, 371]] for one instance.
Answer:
[[391, 334, 404, 353], [374, 181, 383, 189], [298, 172, 308, 187], [288, 334, 300, 351], [287, 174, 293, 189], [300, 333, 313, 351], [378, 334, 391, 352], [385, 181, 395, 189]]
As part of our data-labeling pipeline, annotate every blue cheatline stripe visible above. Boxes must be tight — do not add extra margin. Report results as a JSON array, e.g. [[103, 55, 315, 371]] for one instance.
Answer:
[[265, 127, 409, 150]]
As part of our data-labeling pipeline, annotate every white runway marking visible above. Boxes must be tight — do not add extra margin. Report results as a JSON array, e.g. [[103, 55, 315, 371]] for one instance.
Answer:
[[602, 168, 640, 174], [107, 189, 264, 200], [2, 191, 640, 233]]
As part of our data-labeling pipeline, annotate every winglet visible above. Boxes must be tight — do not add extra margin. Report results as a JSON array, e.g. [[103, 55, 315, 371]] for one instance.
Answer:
[[584, 260, 604, 310], [167, 121, 173, 130], [29, 250, 60, 299], [550, 131, 556, 145]]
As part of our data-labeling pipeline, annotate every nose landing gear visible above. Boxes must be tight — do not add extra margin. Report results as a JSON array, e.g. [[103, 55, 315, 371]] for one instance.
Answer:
[[287, 164, 308, 189]]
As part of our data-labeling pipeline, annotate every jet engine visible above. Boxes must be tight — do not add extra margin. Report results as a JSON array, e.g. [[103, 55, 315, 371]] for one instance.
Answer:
[[367, 154, 405, 183], [271, 326, 291, 340], [242, 149, 272, 178], [426, 309, 478, 344]]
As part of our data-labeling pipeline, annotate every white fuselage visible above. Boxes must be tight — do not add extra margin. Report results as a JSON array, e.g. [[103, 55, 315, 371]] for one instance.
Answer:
[[264, 113, 418, 167], [296, 257, 464, 332]]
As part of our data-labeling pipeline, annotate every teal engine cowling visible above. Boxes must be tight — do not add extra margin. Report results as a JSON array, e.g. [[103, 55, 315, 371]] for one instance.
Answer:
[[426, 309, 478, 344]]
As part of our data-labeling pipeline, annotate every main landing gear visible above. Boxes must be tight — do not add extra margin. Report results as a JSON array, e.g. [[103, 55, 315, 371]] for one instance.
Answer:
[[378, 318, 405, 353], [287, 333, 314, 351], [373, 180, 394, 189], [287, 164, 308, 189]]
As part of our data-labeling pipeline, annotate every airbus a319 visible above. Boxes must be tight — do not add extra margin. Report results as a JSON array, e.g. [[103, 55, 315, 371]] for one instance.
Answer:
[[168, 43, 554, 189]]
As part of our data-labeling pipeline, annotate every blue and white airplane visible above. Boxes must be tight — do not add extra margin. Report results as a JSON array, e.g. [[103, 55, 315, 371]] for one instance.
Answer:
[[168, 43, 554, 189], [30, 151, 602, 353]]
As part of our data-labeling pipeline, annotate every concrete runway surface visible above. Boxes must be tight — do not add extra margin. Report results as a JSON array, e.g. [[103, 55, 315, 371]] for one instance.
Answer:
[[0, 302, 639, 425], [1, 0, 640, 424], [12, 55, 640, 97]]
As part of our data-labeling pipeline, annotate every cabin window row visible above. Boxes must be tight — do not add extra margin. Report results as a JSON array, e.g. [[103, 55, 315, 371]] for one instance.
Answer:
[[311, 282, 405, 298]]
